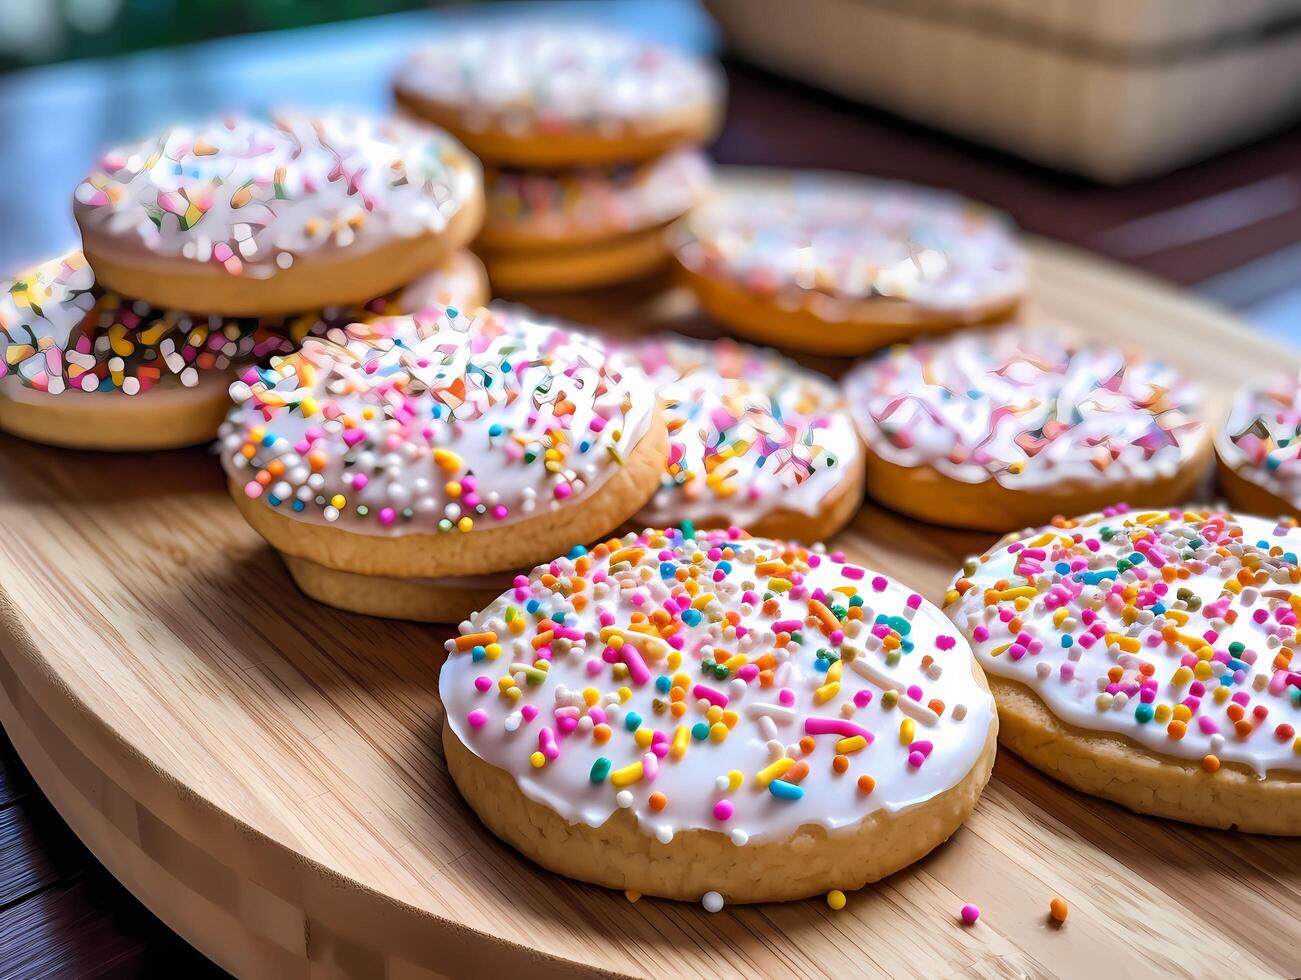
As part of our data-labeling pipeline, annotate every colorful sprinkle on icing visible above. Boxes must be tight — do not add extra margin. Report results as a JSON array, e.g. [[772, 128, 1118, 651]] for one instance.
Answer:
[[1219, 373, 1301, 509], [395, 23, 719, 137], [948, 508, 1301, 775], [483, 150, 710, 244], [74, 113, 479, 279], [441, 529, 995, 847], [672, 173, 1025, 317], [845, 326, 1205, 488], [218, 307, 655, 534], [629, 337, 861, 531], [0, 251, 484, 396]]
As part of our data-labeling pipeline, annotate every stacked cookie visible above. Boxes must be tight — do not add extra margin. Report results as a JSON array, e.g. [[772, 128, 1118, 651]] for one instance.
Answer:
[[394, 22, 721, 294], [0, 112, 486, 450], [218, 305, 668, 623], [670, 169, 1027, 355]]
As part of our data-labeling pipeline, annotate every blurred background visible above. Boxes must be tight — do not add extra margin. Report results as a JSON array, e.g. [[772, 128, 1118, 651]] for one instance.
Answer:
[[2, 0, 1299, 346]]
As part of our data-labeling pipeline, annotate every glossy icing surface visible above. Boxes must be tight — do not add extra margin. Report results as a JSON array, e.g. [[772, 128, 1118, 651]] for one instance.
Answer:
[[947, 508, 1301, 775], [483, 150, 710, 242], [442, 529, 995, 844], [1218, 374, 1301, 508], [844, 326, 1205, 489], [218, 307, 656, 537], [0, 251, 485, 398], [74, 113, 479, 279], [628, 337, 861, 529], [672, 173, 1025, 317], [395, 22, 719, 135]]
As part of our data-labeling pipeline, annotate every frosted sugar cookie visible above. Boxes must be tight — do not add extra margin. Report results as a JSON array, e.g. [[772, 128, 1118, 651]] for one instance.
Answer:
[[219, 306, 667, 613], [628, 337, 863, 540], [441, 528, 998, 903], [0, 250, 490, 451], [843, 325, 1211, 531], [393, 23, 722, 168], [477, 151, 711, 251], [946, 507, 1301, 833], [1217, 375, 1301, 518], [476, 151, 711, 292], [74, 112, 483, 315], [671, 170, 1026, 355]]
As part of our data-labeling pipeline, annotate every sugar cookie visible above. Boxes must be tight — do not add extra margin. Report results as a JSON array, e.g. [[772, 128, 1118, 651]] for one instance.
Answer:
[[672, 170, 1026, 355], [478, 151, 710, 251], [627, 337, 863, 540], [0, 250, 489, 451], [219, 306, 667, 600], [843, 326, 1211, 531], [480, 225, 675, 294], [441, 528, 997, 903], [1216, 374, 1301, 519], [74, 112, 483, 315], [394, 24, 722, 168], [946, 507, 1301, 834]]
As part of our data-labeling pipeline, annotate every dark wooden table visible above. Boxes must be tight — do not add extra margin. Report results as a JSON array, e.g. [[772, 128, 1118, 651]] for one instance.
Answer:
[[1, 2, 1299, 975]]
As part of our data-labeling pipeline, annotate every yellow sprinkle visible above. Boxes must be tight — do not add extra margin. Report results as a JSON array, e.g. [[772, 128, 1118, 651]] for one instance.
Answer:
[[899, 718, 915, 744], [529, 751, 546, 769], [756, 757, 795, 788], [433, 448, 463, 472], [727, 770, 744, 790], [692, 593, 717, 610], [769, 578, 792, 592], [671, 725, 690, 759], [827, 890, 847, 911], [608, 546, 645, 567], [814, 681, 840, 704], [610, 760, 644, 787], [709, 721, 728, 742], [836, 735, 868, 753]]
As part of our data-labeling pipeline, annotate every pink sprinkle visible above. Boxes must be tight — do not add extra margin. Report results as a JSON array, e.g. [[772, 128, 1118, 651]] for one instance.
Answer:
[[960, 904, 980, 925], [473, 675, 492, 693], [692, 684, 728, 708], [467, 709, 488, 729], [520, 704, 539, 722], [841, 566, 865, 581], [554, 483, 573, 501], [713, 800, 734, 821], [243, 481, 263, 499], [872, 576, 888, 592], [908, 750, 925, 767]]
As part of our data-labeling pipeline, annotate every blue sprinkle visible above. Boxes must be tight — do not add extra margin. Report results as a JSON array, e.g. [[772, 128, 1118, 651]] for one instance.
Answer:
[[769, 780, 804, 801], [471, 645, 487, 662], [1061, 635, 1074, 648], [291, 500, 305, 512], [660, 562, 676, 579], [624, 712, 642, 731], [655, 675, 671, 694], [682, 608, 702, 627], [567, 544, 588, 559], [1055, 562, 1071, 574], [489, 423, 504, 437]]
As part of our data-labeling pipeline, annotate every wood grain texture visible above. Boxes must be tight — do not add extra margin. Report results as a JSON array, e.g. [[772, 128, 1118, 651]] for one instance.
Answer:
[[0, 240, 1298, 979]]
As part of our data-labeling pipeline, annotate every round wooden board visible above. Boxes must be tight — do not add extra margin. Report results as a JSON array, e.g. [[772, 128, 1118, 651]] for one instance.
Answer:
[[0, 240, 1297, 979]]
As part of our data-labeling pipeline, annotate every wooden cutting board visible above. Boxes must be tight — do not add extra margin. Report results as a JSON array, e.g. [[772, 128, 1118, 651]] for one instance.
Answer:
[[0, 240, 1296, 979]]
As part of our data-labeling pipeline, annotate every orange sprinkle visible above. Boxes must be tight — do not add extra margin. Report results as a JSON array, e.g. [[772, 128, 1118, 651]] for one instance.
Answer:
[[799, 735, 816, 754], [1201, 754, 1220, 773], [832, 755, 849, 774], [857, 775, 876, 794], [1167, 720, 1187, 740], [1049, 897, 1068, 923], [649, 792, 667, 812], [786, 761, 811, 784]]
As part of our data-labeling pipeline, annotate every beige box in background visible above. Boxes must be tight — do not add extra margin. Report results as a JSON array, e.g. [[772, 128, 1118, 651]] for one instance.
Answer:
[[705, 0, 1301, 182]]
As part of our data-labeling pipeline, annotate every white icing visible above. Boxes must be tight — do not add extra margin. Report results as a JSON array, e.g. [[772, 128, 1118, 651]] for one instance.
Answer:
[[844, 325, 1205, 490], [673, 172, 1025, 317], [74, 113, 480, 280], [217, 307, 656, 537], [947, 509, 1301, 776], [1217, 374, 1301, 509], [628, 337, 861, 529], [442, 530, 995, 844], [395, 23, 719, 135]]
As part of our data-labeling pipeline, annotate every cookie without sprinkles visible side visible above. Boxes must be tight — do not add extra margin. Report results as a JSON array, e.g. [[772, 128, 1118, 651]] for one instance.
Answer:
[[393, 23, 723, 168], [1216, 374, 1301, 519], [843, 325, 1212, 531], [218, 305, 667, 588], [627, 336, 864, 541], [672, 170, 1026, 355], [946, 507, 1301, 834], [73, 112, 484, 315], [440, 528, 997, 903]]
